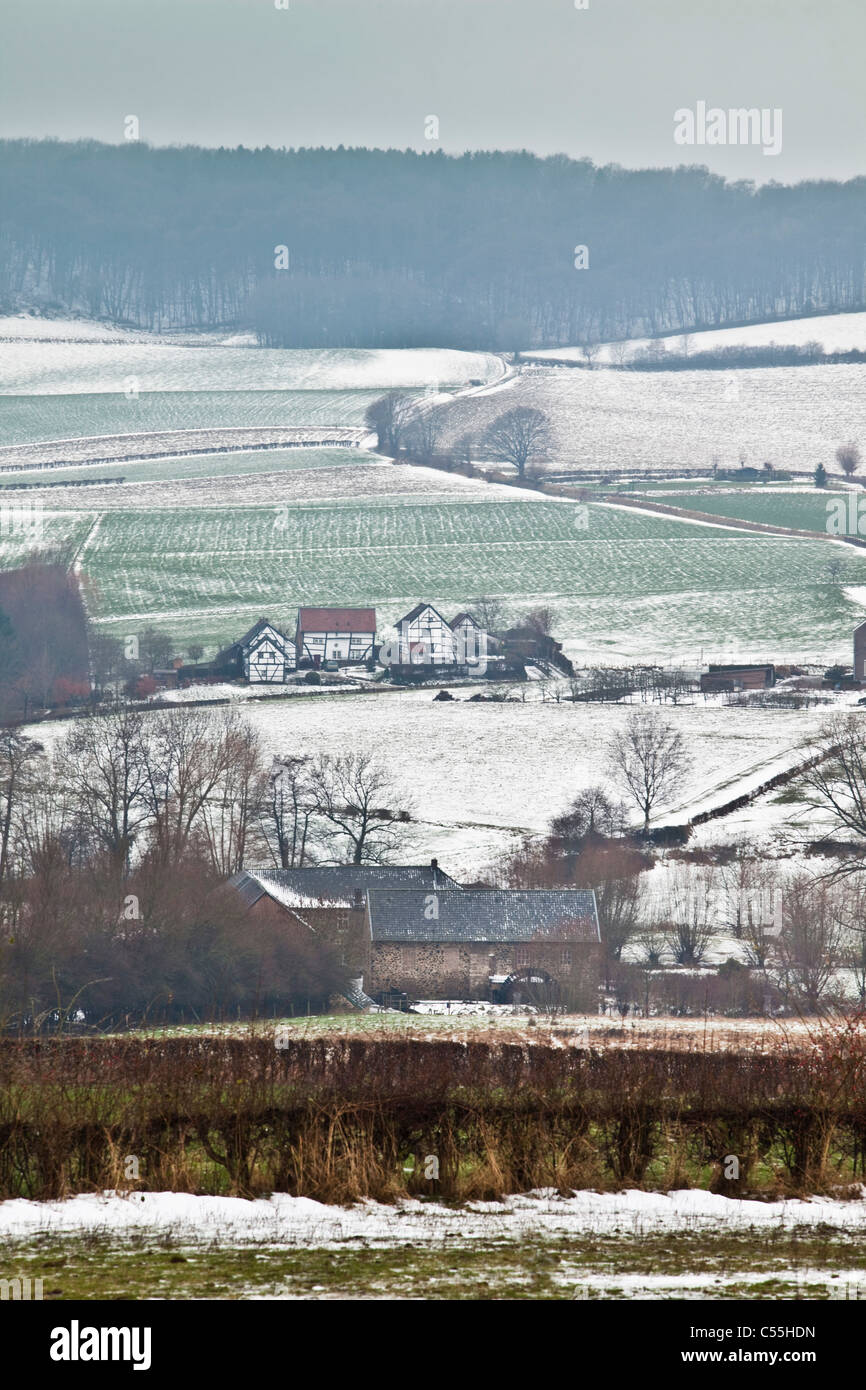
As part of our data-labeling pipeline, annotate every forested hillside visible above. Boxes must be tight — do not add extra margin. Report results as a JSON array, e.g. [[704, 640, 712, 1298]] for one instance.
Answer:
[[2, 139, 865, 347]]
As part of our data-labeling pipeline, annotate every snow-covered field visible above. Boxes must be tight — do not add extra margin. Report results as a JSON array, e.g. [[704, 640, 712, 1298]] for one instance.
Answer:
[[527, 310, 866, 363], [2, 1186, 864, 1247], [234, 692, 849, 874], [25, 692, 844, 876], [437, 362, 866, 476], [0, 329, 504, 396]]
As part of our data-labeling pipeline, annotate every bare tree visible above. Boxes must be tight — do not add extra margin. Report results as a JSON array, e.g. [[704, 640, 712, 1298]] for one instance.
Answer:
[[89, 632, 126, 694], [827, 876, 866, 1008], [140, 707, 250, 867], [719, 848, 781, 968], [139, 627, 175, 673], [0, 732, 45, 894], [60, 710, 150, 874], [606, 710, 692, 833], [364, 392, 415, 454], [311, 752, 414, 864], [453, 433, 474, 467], [483, 407, 551, 478], [525, 605, 558, 638], [775, 874, 844, 1012], [199, 718, 267, 875], [609, 341, 631, 367], [550, 786, 628, 843], [470, 595, 507, 634], [187, 643, 205, 664], [799, 715, 866, 863], [659, 866, 717, 965], [579, 340, 603, 370], [260, 755, 316, 868], [404, 407, 441, 464], [835, 441, 861, 478]]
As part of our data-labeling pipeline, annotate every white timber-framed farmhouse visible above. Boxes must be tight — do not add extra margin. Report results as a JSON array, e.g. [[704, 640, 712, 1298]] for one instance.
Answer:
[[295, 607, 377, 666], [211, 618, 296, 684], [396, 603, 458, 665]]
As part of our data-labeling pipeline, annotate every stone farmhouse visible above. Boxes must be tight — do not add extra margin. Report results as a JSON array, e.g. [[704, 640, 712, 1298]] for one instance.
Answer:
[[229, 862, 601, 1006]]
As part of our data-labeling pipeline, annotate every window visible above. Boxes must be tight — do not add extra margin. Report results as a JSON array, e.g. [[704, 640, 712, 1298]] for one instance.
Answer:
[[515, 946, 530, 968], [560, 947, 572, 967]]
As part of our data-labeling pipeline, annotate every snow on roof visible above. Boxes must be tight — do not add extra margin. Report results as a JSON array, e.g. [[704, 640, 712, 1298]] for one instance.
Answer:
[[368, 889, 600, 943]]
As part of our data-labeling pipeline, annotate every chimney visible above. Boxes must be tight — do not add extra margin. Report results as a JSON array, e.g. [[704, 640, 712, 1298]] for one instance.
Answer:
[[430, 857, 439, 884]]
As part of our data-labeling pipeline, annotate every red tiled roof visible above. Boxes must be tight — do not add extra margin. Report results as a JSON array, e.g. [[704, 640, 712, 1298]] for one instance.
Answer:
[[296, 607, 376, 632]]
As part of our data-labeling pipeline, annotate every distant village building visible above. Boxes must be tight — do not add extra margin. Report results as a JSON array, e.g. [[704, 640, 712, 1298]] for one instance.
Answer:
[[206, 618, 296, 684], [500, 625, 573, 674], [396, 603, 458, 665], [449, 611, 488, 661], [699, 663, 775, 694], [295, 607, 377, 667], [229, 863, 601, 1006], [854, 621, 866, 681]]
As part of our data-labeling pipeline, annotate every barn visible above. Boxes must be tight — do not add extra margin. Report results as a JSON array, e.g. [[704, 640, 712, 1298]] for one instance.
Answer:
[[699, 663, 775, 694], [229, 864, 600, 1008]]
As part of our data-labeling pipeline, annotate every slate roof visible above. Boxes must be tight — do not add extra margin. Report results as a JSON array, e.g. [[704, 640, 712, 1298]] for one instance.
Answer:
[[213, 618, 292, 665], [296, 607, 376, 633], [449, 611, 480, 629], [398, 603, 451, 627], [229, 863, 462, 911], [367, 889, 600, 943]]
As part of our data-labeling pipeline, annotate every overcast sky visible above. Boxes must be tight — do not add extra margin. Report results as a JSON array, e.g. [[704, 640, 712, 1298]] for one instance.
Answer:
[[1, 0, 863, 183]]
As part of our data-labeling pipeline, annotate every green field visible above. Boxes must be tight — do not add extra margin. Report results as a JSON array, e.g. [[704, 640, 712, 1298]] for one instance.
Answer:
[[0, 446, 370, 490], [65, 494, 866, 654], [656, 487, 849, 532], [3, 1228, 861, 1300], [0, 389, 381, 445]]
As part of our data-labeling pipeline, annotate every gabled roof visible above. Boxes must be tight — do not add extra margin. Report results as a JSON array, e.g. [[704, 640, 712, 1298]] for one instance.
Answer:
[[229, 863, 462, 912], [213, 618, 292, 665], [367, 889, 600, 943], [296, 607, 376, 633], [398, 603, 452, 627], [450, 612, 480, 630]]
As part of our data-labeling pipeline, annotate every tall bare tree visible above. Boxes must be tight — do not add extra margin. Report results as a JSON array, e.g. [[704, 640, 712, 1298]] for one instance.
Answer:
[[311, 752, 414, 864], [260, 755, 316, 868], [799, 715, 866, 866], [61, 709, 150, 873], [0, 732, 45, 894], [775, 874, 844, 1013], [404, 407, 441, 463], [199, 718, 267, 875], [140, 708, 248, 867], [483, 407, 551, 478], [658, 866, 717, 965], [364, 392, 415, 454], [606, 710, 691, 833]]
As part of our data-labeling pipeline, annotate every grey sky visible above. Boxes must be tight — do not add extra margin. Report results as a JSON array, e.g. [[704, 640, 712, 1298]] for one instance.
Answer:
[[1, 0, 863, 183]]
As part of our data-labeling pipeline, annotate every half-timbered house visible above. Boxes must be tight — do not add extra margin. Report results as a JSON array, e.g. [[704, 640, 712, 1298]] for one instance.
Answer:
[[295, 607, 377, 667], [209, 618, 296, 684], [395, 603, 458, 665]]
